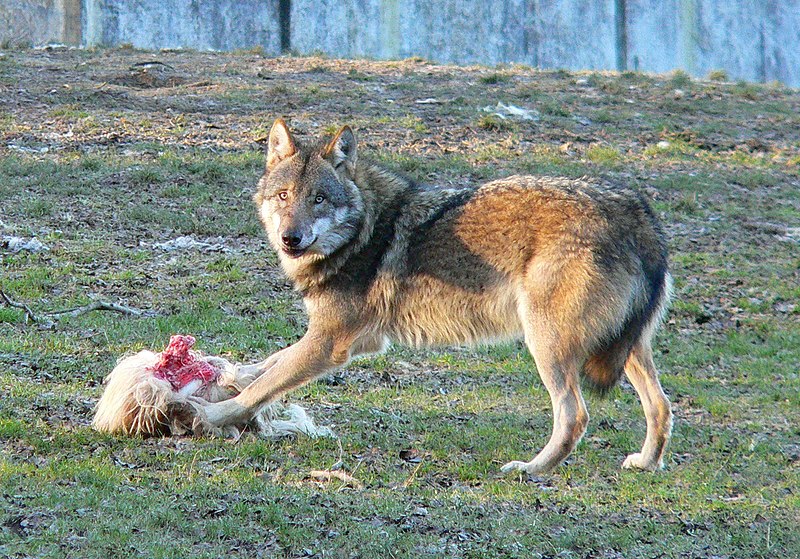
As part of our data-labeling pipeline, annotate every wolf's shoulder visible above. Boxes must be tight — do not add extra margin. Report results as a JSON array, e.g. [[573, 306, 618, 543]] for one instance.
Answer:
[[393, 182, 475, 228]]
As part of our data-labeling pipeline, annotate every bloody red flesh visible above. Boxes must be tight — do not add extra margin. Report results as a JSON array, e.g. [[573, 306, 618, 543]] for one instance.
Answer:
[[150, 335, 219, 391]]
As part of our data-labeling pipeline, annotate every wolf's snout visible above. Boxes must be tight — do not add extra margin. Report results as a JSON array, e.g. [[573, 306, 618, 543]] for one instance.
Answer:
[[281, 232, 304, 248]]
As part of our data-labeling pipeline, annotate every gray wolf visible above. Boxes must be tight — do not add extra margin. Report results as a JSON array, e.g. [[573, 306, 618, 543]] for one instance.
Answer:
[[192, 118, 673, 474]]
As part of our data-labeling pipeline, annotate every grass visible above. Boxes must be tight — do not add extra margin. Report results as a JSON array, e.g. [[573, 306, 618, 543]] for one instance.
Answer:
[[669, 69, 693, 89], [708, 69, 729, 82], [477, 114, 517, 132], [1, 48, 799, 559], [479, 72, 513, 85], [585, 144, 622, 167]]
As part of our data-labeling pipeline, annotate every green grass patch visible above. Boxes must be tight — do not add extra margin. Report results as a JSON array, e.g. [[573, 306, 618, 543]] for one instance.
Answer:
[[476, 114, 517, 132], [479, 72, 513, 85], [585, 144, 622, 167]]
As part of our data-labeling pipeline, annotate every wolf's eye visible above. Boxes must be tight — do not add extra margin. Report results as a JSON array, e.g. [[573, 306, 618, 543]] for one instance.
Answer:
[[314, 194, 325, 204], [278, 191, 288, 201]]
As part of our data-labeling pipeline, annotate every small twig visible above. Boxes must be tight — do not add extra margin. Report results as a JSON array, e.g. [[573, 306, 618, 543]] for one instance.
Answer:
[[402, 459, 425, 489], [47, 300, 145, 318], [309, 469, 364, 489], [0, 290, 44, 325], [328, 437, 345, 471], [766, 523, 771, 550]]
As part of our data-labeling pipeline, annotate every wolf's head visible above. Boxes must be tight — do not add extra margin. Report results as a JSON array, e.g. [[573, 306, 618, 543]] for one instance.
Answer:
[[254, 119, 364, 263]]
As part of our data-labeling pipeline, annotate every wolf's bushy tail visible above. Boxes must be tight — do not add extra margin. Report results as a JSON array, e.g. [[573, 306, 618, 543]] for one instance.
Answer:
[[583, 269, 671, 392]]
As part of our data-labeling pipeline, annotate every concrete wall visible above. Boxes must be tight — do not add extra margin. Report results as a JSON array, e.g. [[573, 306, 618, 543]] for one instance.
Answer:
[[626, 0, 800, 86], [1, 0, 799, 85], [0, 0, 80, 46], [290, 0, 617, 70], [82, 0, 281, 52]]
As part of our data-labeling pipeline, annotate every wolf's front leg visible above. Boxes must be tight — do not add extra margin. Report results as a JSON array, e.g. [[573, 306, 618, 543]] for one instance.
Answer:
[[235, 345, 294, 379], [195, 330, 345, 428]]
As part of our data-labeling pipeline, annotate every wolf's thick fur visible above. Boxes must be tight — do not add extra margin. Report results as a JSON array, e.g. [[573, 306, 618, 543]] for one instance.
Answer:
[[193, 119, 673, 474]]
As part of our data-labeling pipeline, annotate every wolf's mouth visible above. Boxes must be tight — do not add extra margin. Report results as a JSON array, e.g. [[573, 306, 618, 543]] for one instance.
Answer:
[[283, 247, 307, 258], [282, 238, 317, 258]]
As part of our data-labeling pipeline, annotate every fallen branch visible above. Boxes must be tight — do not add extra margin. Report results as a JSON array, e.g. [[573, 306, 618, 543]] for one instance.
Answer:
[[47, 300, 145, 318], [743, 221, 787, 235], [0, 291, 149, 327], [129, 61, 176, 71], [0, 291, 45, 325], [309, 469, 364, 489]]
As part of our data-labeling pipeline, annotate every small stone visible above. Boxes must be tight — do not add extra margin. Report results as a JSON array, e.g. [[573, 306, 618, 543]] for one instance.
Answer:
[[2, 236, 49, 253], [774, 302, 796, 314], [413, 506, 429, 516]]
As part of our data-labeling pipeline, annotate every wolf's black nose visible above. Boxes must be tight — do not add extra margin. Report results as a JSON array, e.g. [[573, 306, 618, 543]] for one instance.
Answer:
[[282, 233, 303, 248]]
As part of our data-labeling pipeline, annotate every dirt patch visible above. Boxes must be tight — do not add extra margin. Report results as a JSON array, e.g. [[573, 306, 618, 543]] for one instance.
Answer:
[[104, 61, 190, 89]]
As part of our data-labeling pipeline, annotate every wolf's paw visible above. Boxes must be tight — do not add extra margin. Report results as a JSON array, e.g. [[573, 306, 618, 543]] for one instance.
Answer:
[[187, 396, 248, 429], [203, 355, 237, 375], [622, 453, 663, 471], [500, 460, 547, 475]]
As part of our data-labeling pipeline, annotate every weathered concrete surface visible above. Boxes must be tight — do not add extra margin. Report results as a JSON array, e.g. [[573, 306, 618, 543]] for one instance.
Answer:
[[627, 0, 800, 85], [1, 0, 799, 85], [290, 0, 617, 70], [82, 0, 281, 52], [0, 0, 80, 46]]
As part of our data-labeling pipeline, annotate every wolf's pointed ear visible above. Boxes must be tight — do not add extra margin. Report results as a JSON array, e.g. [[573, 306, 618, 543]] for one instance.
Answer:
[[267, 118, 297, 170], [323, 126, 357, 169]]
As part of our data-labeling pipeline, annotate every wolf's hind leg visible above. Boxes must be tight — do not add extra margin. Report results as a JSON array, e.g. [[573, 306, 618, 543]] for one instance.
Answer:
[[501, 330, 589, 475], [622, 340, 672, 470]]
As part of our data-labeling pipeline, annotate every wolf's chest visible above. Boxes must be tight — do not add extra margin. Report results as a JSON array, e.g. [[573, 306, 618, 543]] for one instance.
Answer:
[[384, 276, 522, 348]]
